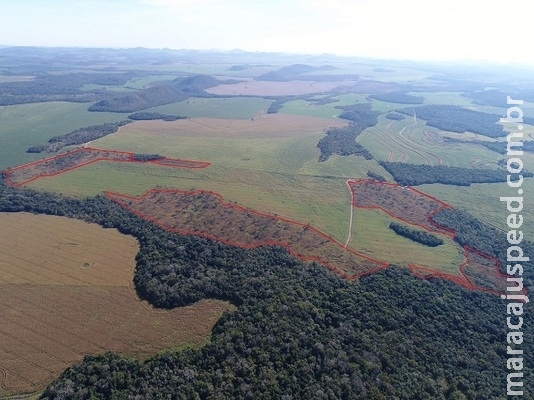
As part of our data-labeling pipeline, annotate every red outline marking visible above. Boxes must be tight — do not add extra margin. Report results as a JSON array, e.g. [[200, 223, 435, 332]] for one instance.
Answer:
[[347, 179, 523, 296], [105, 188, 390, 281], [2, 147, 210, 187]]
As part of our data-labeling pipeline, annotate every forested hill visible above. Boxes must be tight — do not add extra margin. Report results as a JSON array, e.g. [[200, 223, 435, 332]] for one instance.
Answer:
[[0, 180, 531, 399]]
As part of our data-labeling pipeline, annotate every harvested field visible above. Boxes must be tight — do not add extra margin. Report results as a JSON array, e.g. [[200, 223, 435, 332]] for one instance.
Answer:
[[205, 80, 356, 96], [348, 179, 454, 235], [106, 189, 388, 279], [3, 147, 210, 187], [0, 213, 233, 396]]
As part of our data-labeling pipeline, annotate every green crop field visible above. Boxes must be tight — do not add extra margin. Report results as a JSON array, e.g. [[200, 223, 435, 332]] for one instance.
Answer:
[[146, 97, 273, 119], [0, 102, 126, 170], [357, 115, 503, 168]]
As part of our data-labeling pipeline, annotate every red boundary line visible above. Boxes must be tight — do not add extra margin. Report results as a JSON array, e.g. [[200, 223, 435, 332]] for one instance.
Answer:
[[347, 179, 524, 296], [105, 188, 390, 281], [1, 147, 211, 187]]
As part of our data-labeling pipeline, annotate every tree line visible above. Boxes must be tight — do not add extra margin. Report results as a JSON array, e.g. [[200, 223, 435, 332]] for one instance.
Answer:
[[379, 161, 532, 186]]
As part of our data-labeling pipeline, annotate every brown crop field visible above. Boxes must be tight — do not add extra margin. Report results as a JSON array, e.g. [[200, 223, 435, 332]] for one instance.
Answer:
[[205, 80, 357, 96], [106, 189, 388, 279], [0, 212, 233, 397]]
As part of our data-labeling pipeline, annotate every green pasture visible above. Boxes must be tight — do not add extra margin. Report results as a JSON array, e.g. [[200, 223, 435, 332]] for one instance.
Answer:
[[0, 102, 125, 170], [146, 97, 272, 119], [348, 207, 465, 275]]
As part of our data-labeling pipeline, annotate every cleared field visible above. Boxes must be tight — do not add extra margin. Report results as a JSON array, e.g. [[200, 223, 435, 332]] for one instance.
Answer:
[[106, 189, 387, 278], [0, 102, 125, 170], [347, 181, 507, 292], [26, 115, 390, 243], [348, 179, 453, 235], [3, 147, 209, 187], [0, 213, 233, 397], [205, 80, 356, 96], [146, 97, 273, 119]]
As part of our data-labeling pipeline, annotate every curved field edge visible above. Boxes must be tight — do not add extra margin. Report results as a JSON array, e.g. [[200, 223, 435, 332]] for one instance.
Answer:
[[347, 179, 511, 295], [1, 147, 210, 187], [105, 188, 389, 280], [0, 212, 233, 397]]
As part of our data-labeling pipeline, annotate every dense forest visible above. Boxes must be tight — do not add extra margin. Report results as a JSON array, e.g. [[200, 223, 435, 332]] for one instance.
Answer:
[[399, 105, 506, 138], [369, 92, 424, 104], [0, 72, 135, 105], [389, 222, 443, 247], [26, 121, 131, 153], [379, 161, 532, 186], [0, 180, 531, 399]]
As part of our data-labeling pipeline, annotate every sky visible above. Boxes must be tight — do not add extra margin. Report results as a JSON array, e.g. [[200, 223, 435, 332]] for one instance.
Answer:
[[0, 0, 531, 65]]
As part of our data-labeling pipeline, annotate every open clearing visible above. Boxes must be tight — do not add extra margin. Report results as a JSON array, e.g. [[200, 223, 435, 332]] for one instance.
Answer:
[[205, 80, 356, 96], [0, 213, 233, 397], [106, 189, 387, 278], [347, 180, 507, 293]]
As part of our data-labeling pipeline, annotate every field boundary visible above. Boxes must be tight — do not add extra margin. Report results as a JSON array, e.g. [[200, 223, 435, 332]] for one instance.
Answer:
[[347, 179, 518, 295], [2, 147, 211, 187], [105, 188, 390, 281]]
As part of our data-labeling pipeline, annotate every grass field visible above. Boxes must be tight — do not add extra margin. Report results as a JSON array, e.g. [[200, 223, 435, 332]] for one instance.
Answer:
[[0, 212, 233, 397], [146, 97, 273, 119], [0, 102, 126, 170]]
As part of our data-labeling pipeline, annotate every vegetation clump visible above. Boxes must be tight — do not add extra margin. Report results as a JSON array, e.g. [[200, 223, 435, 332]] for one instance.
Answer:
[[128, 112, 186, 121], [317, 103, 378, 161], [369, 92, 424, 104], [389, 222, 443, 247]]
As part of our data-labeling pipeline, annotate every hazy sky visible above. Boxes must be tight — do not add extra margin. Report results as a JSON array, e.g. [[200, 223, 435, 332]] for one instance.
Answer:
[[0, 0, 530, 64]]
